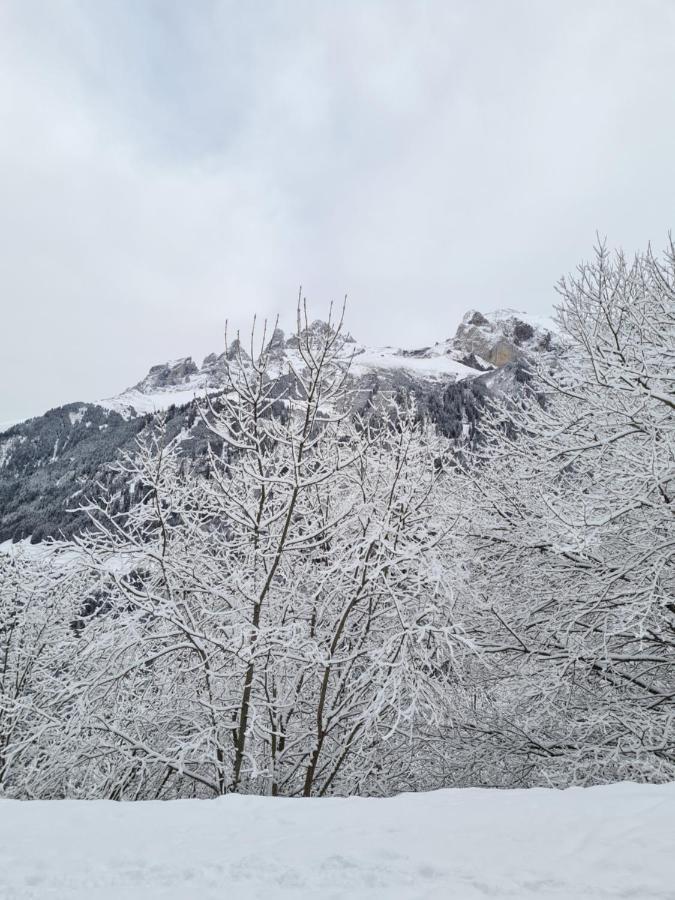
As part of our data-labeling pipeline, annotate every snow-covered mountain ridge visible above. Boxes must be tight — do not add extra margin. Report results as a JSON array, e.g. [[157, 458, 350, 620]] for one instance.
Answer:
[[0, 309, 559, 544], [100, 309, 559, 417]]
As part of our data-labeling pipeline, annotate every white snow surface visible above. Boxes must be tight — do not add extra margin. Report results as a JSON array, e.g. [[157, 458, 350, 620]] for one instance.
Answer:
[[99, 383, 208, 417], [1, 783, 673, 899], [349, 345, 478, 380]]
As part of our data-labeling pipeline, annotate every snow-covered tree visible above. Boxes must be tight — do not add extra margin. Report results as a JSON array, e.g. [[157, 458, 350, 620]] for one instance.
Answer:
[[8, 239, 670, 799], [449, 239, 675, 785], [0, 547, 84, 797], [70, 305, 468, 798]]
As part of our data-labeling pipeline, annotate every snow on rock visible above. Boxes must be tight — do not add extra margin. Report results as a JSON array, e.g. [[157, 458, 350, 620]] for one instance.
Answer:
[[453, 308, 560, 367], [100, 356, 210, 417], [349, 345, 479, 381], [99, 384, 206, 418], [100, 324, 486, 418], [134, 357, 200, 392], [0, 783, 673, 899]]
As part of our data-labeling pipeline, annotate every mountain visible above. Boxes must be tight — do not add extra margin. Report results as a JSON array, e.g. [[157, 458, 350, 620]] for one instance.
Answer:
[[0, 310, 559, 544]]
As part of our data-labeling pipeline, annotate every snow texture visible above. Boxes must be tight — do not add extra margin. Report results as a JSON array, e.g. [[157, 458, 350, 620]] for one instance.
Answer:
[[350, 345, 478, 380], [1, 783, 673, 899]]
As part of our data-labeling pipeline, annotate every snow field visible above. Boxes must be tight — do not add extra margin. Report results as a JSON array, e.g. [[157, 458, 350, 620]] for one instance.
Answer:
[[1, 782, 673, 899]]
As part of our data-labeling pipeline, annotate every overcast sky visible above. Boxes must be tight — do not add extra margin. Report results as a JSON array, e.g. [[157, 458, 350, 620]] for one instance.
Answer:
[[1, 0, 675, 422]]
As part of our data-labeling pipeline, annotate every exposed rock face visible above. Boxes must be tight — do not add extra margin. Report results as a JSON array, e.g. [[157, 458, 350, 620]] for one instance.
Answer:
[[490, 339, 519, 367], [398, 347, 432, 359], [458, 352, 491, 372], [285, 320, 356, 350], [201, 352, 227, 387], [513, 321, 535, 344], [134, 357, 199, 392], [452, 309, 558, 368], [267, 327, 286, 351], [225, 339, 249, 362]]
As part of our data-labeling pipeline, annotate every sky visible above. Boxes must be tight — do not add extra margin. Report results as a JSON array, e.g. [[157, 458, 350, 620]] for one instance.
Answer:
[[1, 1, 675, 422]]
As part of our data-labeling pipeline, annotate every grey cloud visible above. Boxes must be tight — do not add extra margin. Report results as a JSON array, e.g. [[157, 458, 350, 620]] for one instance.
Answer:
[[1, 0, 674, 420]]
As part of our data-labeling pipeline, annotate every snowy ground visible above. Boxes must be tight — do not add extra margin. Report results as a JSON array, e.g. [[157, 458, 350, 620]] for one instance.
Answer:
[[1, 783, 673, 899]]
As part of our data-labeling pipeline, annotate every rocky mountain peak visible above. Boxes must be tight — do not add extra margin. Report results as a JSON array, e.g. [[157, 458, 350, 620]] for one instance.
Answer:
[[266, 327, 286, 351], [452, 309, 558, 368], [86, 307, 562, 420], [133, 357, 199, 393]]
